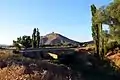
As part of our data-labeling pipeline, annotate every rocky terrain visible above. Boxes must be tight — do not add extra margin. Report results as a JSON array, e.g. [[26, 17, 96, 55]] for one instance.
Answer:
[[40, 32, 81, 46], [0, 47, 120, 80], [0, 49, 85, 80]]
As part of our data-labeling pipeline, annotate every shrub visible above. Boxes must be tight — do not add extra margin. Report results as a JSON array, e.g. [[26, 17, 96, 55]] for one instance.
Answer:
[[105, 41, 118, 53], [13, 50, 19, 54]]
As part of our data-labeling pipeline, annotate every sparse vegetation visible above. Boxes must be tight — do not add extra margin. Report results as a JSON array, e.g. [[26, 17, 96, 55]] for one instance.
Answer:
[[1, 0, 120, 80], [13, 28, 40, 50]]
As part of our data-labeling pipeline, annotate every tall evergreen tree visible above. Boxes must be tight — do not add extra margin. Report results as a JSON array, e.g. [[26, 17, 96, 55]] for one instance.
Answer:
[[32, 28, 37, 48], [91, 0, 120, 57], [32, 28, 40, 48], [36, 28, 40, 48], [91, 4, 100, 58], [91, 4, 109, 59]]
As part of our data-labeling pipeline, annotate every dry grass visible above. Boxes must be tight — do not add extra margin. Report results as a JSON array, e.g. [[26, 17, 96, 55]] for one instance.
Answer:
[[107, 53, 120, 67], [0, 49, 83, 80], [0, 65, 42, 80], [0, 50, 42, 80], [0, 63, 73, 80], [106, 49, 120, 70], [0, 50, 13, 60]]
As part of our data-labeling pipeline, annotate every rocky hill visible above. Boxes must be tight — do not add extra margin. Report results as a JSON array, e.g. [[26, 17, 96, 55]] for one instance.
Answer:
[[40, 32, 81, 46]]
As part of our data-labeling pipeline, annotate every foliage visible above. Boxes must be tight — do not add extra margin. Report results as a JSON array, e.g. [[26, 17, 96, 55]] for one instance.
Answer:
[[13, 28, 41, 49], [91, 0, 120, 58], [32, 28, 37, 48], [13, 35, 32, 49], [106, 41, 118, 52], [36, 28, 40, 48], [13, 40, 21, 50], [91, 4, 102, 59], [32, 28, 40, 48]]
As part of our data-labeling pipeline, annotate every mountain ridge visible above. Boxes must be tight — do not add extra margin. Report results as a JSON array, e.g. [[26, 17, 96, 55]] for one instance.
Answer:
[[40, 32, 81, 46]]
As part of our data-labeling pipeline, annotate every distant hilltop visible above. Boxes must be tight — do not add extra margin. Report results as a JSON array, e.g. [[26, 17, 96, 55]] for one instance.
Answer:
[[0, 32, 93, 48], [40, 32, 81, 46]]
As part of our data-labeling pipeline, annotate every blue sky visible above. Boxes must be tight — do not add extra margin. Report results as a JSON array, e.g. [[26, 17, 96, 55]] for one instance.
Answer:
[[0, 0, 112, 45]]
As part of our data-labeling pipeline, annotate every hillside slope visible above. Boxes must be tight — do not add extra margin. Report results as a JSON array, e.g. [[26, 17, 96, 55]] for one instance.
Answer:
[[40, 32, 80, 46]]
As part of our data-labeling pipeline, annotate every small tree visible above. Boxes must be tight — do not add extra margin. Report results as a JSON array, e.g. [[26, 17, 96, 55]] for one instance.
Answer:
[[13, 36, 32, 49], [13, 40, 21, 50]]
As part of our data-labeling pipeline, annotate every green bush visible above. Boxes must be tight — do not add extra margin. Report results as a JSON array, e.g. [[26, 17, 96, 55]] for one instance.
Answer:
[[105, 41, 118, 53]]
